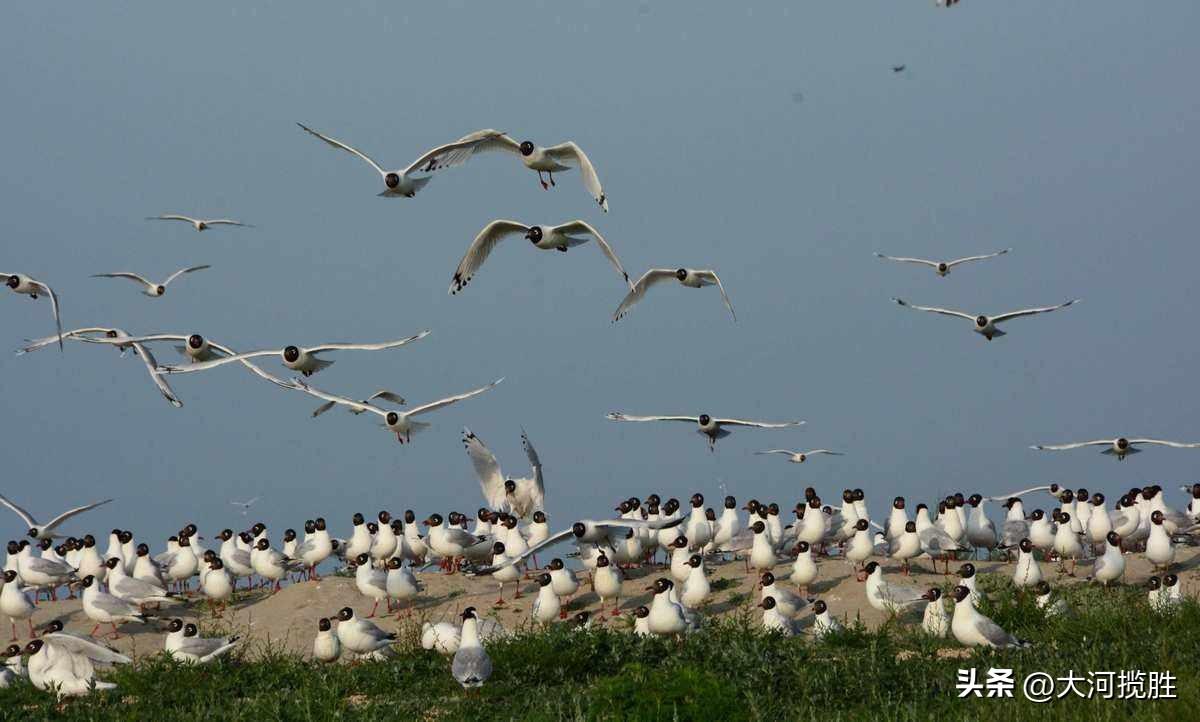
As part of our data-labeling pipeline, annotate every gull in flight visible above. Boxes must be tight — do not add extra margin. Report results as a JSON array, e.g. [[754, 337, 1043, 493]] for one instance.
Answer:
[[297, 123, 504, 198], [469, 131, 609, 211], [311, 390, 405, 418], [147, 215, 251, 232], [230, 498, 259, 516], [613, 268, 735, 323], [755, 449, 843, 464], [1031, 437, 1200, 461], [892, 298, 1078, 340], [462, 427, 545, 518], [606, 412, 804, 451], [875, 249, 1010, 277], [157, 330, 430, 377], [2, 273, 62, 350], [0, 494, 112, 540], [277, 377, 503, 444], [449, 220, 632, 295], [91, 265, 210, 297]]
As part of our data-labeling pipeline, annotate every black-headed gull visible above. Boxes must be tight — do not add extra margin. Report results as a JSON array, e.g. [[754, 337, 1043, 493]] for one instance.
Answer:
[[451, 607, 493, 689], [297, 123, 503, 198], [468, 516, 684, 576], [471, 132, 609, 211], [91, 265, 210, 297], [279, 377, 502, 444], [0, 494, 111, 541], [157, 330, 430, 377], [2, 273, 62, 350], [892, 297, 1078, 340], [950, 585, 1029, 648], [874, 249, 1010, 276], [312, 390, 405, 418], [755, 449, 843, 464], [24, 636, 128, 698], [1031, 436, 1200, 460], [165, 620, 240, 664], [331, 607, 398, 657], [606, 412, 803, 451], [613, 268, 735, 322], [450, 219, 631, 295], [147, 215, 250, 231], [461, 427, 545, 519]]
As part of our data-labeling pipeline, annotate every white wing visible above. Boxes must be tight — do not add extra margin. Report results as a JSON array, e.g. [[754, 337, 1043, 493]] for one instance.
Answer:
[[715, 418, 804, 429], [43, 499, 113, 531], [992, 300, 1078, 324], [1030, 440, 1113, 451], [802, 450, 842, 456], [280, 378, 386, 418], [521, 428, 542, 481], [874, 254, 938, 268], [158, 350, 281, 374], [307, 331, 430, 354], [148, 214, 199, 224], [1129, 439, 1200, 449], [365, 390, 406, 406], [91, 272, 153, 287], [405, 379, 503, 418], [694, 270, 735, 321], [892, 298, 974, 321], [984, 485, 1050, 502], [30, 280, 63, 351], [162, 265, 211, 286], [401, 130, 507, 176], [545, 141, 608, 211], [552, 220, 632, 288], [131, 342, 183, 408], [462, 427, 506, 510], [755, 450, 797, 456], [16, 327, 115, 355], [612, 269, 678, 322], [0, 494, 38, 526], [464, 131, 522, 155], [449, 220, 531, 294], [296, 123, 386, 175], [202, 219, 250, 227], [945, 248, 1011, 268], [606, 413, 699, 424]]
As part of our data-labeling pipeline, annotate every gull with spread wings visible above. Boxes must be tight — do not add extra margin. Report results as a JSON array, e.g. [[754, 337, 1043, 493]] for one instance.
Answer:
[[157, 330, 430, 377], [467, 131, 609, 211], [297, 123, 504, 198], [613, 268, 735, 322], [147, 215, 250, 232], [462, 427, 545, 519], [1031, 437, 1200, 461], [607, 412, 804, 451], [0, 494, 111, 540], [755, 449, 843, 464], [892, 298, 1078, 340], [449, 220, 632, 295], [875, 249, 1010, 277], [91, 265, 210, 298], [2, 273, 62, 351]]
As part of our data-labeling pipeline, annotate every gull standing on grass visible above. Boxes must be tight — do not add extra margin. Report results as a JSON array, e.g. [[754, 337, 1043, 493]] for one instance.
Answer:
[[950, 585, 1029, 649], [612, 268, 736, 322], [147, 215, 251, 232], [891, 298, 1078, 341], [874, 249, 1010, 276], [452, 607, 493, 689], [449, 220, 633, 295], [1, 273, 62, 350]]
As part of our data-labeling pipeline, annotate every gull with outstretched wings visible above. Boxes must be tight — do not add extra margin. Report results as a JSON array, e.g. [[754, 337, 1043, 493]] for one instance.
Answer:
[[892, 297, 1078, 340], [613, 268, 735, 322], [875, 248, 1009, 276], [1032, 437, 1200, 461], [607, 412, 803, 451], [147, 215, 251, 232], [91, 265, 210, 297]]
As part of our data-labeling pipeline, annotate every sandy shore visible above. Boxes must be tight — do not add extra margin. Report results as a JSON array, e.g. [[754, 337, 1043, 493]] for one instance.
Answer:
[[14, 545, 1198, 659]]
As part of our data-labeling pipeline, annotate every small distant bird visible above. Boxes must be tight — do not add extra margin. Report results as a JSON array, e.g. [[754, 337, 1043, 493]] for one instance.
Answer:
[[1, 273, 63, 350], [0, 494, 112, 540], [451, 607, 493, 689], [449, 219, 632, 295], [936, 0, 961, 7], [296, 123, 504, 198], [612, 268, 736, 322], [892, 297, 1078, 340], [875, 249, 1009, 276], [469, 132, 609, 211], [892, 65, 906, 73], [755, 449, 843, 464], [147, 215, 251, 232], [1031, 436, 1200, 460], [230, 498, 259, 516], [606, 412, 804, 451], [91, 265, 210, 297]]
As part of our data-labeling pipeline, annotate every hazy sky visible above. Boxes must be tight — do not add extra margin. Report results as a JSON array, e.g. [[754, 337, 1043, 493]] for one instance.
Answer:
[[2, 2, 1198, 545]]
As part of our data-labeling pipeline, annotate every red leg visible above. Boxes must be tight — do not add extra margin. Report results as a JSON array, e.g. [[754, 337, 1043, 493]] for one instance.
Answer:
[[27, 619, 34, 638], [367, 599, 379, 618]]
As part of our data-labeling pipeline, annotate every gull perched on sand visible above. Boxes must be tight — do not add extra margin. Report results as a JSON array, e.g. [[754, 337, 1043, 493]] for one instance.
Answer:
[[449, 220, 632, 295], [612, 268, 735, 322], [469, 131, 609, 211], [297, 123, 505, 198], [91, 265, 210, 298], [874, 249, 1010, 276], [892, 298, 1078, 341], [1, 273, 62, 350], [157, 330, 430, 377], [147, 215, 251, 232], [755, 449, 843, 464], [278, 377, 503, 444], [607, 412, 803, 451], [1031, 436, 1200, 460]]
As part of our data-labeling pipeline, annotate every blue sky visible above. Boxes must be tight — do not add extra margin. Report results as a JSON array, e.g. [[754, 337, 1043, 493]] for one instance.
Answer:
[[2, 2, 1198, 544]]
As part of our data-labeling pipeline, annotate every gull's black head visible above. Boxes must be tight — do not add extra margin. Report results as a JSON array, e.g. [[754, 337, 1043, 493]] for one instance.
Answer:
[[525, 226, 543, 244], [352, 513, 365, 526], [675, 268, 688, 280], [385, 172, 400, 189], [519, 141, 534, 156], [167, 618, 184, 633], [905, 521, 917, 533], [571, 522, 587, 538], [951, 585, 972, 603], [975, 315, 988, 328], [283, 346, 301, 363], [958, 563, 976, 579]]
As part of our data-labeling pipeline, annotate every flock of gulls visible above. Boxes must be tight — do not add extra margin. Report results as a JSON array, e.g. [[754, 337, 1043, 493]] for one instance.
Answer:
[[4, 11, 1200, 699]]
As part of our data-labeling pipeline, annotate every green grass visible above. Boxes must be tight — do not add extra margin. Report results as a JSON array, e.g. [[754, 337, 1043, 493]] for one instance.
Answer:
[[3, 582, 1197, 721]]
